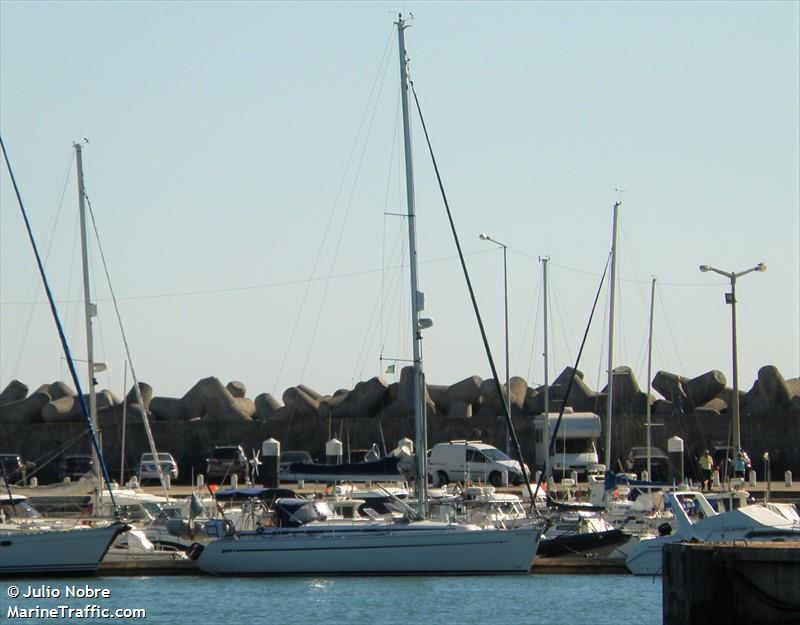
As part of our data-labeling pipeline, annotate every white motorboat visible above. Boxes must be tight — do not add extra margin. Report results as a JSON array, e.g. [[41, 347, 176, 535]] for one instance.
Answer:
[[625, 491, 800, 575]]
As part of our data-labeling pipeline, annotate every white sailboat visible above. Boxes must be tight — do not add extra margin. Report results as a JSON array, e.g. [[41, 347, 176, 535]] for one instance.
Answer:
[[194, 15, 541, 575], [0, 138, 130, 577], [0, 495, 127, 576]]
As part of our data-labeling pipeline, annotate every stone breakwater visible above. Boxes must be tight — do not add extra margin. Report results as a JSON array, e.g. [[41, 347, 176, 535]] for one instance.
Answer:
[[1, 364, 798, 426], [1, 365, 798, 481]]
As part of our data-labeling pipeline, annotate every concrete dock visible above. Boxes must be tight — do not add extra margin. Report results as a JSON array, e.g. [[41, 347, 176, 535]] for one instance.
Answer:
[[663, 541, 800, 625]]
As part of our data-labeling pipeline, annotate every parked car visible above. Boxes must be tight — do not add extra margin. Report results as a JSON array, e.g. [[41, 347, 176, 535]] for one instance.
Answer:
[[206, 445, 248, 481], [711, 446, 751, 478], [137, 452, 179, 483], [58, 454, 94, 481], [0, 453, 36, 483], [279, 450, 314, 475], [625, 446, 670, 481]]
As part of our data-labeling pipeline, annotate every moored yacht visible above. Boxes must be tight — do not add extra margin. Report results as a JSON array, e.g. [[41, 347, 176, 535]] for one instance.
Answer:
[[193, 14, 542, 575], [196, 498, 538, 575]]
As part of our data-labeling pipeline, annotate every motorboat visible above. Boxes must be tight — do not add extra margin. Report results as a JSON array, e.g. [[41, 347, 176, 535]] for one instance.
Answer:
[[625, 491, 800, 575], [538, 511, 633, 560]]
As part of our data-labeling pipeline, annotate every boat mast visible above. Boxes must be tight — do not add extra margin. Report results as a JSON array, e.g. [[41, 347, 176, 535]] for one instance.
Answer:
[[397, 14, 427, 518], [541, 256, 550, 478], [646, 277, 656, 478], [75, 142, 102, 502], [604, 200, 620, 470]]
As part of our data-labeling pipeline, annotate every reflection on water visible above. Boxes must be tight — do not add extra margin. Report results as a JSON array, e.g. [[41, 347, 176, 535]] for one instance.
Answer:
[[0, 574, 661, 625]]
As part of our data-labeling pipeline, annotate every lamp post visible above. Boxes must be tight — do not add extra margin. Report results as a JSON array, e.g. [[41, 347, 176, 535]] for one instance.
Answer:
[[699, 262, 767, 453], [479, 233, 511, 455]]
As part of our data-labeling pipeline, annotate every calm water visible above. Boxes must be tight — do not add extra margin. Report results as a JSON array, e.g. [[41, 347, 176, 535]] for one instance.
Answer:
[[1, 575, 661, 625]]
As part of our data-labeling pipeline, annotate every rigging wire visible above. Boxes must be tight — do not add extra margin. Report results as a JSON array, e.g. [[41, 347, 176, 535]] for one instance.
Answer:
[[1, 135, 119, 515], [620, 219, 652, 385], [656, 286, 687, 374], [523, 268, 543, 384], [84, 184, 171, 498], [271, 24, 397, 396], [4, 150, 76, 379], [550, 265, 578, 375], [409, 80, 539, 510], [595, 264, 611, 391], [352, 71, 405, 383], [298, 30, 397, 385], [532, 254, 611, 505]]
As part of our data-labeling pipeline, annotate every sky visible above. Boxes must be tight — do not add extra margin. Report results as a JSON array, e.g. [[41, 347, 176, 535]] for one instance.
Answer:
[[1, 1, 798, 404]]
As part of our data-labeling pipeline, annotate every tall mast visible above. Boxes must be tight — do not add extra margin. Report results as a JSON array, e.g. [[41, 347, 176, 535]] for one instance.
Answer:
[[75, 142, 101, 500], [646, 277, 656, 478], [397, 14, 427, 517], [604, 201, 620, 470], [541, 256, 550, 478]]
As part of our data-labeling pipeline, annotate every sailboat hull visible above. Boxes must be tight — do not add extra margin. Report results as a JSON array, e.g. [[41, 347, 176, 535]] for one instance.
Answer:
[[197, 523, 540, 575], [0, 521, 128, 577]]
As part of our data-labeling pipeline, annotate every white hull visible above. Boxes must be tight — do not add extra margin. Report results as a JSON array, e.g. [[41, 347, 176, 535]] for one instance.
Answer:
[[626, 493, 800, 575], [0, 522, 128, 576], [625, 534, 676, 575], [197, 522, 540, 575]]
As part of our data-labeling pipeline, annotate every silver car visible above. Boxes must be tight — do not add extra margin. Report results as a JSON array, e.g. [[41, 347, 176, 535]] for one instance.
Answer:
[[138, 452, 179, 482]]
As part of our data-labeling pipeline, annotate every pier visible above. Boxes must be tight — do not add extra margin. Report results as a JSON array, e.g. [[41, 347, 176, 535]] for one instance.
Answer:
[[663, 541, 800, 625]]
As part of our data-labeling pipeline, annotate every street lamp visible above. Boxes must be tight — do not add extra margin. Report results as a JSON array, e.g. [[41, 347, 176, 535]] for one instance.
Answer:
[[479, 233, 511, 455], [699, 262, 767, 454]]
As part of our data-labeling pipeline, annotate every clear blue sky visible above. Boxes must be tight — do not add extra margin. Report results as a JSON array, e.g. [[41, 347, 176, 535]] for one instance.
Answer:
[[1, 1, 798, 403]]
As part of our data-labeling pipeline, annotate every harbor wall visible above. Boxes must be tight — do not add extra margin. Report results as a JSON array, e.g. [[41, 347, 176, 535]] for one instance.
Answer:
[[1, 365, 798, 483], [663, 542, 800, 625], [1, 407, 799, 485]]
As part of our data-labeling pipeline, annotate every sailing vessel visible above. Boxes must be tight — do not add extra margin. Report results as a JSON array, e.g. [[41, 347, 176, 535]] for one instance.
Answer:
[[194, 15, 541, 575], [0, 494, 127, 576], [0, 138, 130, 576]]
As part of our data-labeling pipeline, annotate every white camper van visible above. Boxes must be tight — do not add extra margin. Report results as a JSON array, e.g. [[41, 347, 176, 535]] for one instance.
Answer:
[[428, 441, 529, 486], [533, 411, 602, 479]]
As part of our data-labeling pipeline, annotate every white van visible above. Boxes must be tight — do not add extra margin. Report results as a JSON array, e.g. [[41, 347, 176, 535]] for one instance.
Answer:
[[428, 441, 529, 486]]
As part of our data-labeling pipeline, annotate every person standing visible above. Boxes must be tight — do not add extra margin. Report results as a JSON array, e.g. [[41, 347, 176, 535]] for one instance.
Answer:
[[698, 449, 714, 491], [734, 450, 748, 479]]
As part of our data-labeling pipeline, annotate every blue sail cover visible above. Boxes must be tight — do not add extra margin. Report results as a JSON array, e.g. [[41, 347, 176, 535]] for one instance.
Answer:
[[214, 487, 297, 501]]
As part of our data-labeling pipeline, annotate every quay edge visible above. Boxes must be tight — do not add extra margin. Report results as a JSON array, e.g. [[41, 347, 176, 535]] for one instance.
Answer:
[[663, 541, 800, 625]]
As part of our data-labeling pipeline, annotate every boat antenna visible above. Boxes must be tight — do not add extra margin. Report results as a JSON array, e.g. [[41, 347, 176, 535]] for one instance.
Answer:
[[0, 135, 120, 515]]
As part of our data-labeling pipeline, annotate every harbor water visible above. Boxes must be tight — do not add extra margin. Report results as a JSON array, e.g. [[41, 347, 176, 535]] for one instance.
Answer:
[[1, 574, 661, 625]]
